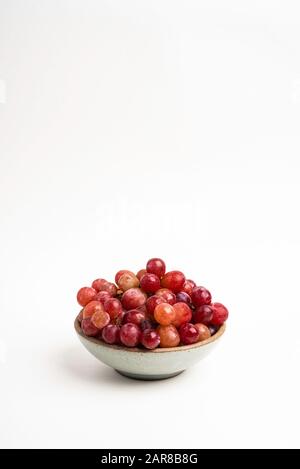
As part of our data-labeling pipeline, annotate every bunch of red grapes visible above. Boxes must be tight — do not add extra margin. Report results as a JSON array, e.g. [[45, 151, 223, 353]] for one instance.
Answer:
[[76, 258, 229, 350]]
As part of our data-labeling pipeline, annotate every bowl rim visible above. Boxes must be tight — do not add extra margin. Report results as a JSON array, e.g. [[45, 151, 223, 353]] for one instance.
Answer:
[[74, 318, 226, 353]]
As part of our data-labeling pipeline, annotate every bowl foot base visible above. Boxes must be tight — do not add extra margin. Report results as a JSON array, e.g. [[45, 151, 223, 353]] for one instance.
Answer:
[[115, 369, 185, 381]]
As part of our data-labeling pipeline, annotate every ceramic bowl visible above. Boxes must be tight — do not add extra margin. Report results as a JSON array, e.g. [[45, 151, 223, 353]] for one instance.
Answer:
[[74, 319, 226, 380]]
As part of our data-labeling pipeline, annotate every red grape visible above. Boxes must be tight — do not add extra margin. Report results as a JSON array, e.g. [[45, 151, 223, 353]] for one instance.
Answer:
[[191, 286, 212, 307], [136, 304, 147, 314], [115, 270, 133, 284], [121, 288, 147, 310], [176, 291, 192, 305], [172, 302, 192, 328], [120, 323, 141, 347], [141, 329, 160, 349], [154, 303, 176, 326], [194, 323, 211, 341], [146, 295, 165, 315], [117, 272, 139, 291], [156, 288, 176, 305], [82, 301, 104, 319], [91, 279, 117, 296], [81, 318, 99, 337], [146, 258, 166, 278], [104, 298, 122, 321], [211, 302, 229, 325], [91, 309, 110, 329], [102, 324, 120, 344], [92, 278, 108, 292], [193, 305, 213, 325], [179, 323, 200, 345], [101, 282, 117, 296], [182, 279, 196, 296], [77, 287, 97, 306], [136, 269, 147, 280], [140, 273, 160, 293], [161, 271, 185, 293], [123, 309, 146, 326], [157, 325, 180, 348], [94, 290, 111, 305]]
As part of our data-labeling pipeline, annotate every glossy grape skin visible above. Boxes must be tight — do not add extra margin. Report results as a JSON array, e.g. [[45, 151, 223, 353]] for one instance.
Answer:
[[140, 273, 160, 293], [94, 290, 111, 305], [77, 287, 97, 306], [157, 325, 180, 348], [172, 302, 192, 328], [194, 323, 211, 341], [182, 279, 196, 296], [104, 298, 123, 321], [211, 302, 229, 325], [208, 324, 219, 336], [156, 288, 176, 305], [141, 329, 160, 349], [117, 272, 140, 291], [82, 300, 104, 319], [136, 269, 147, 281], [91, 279, 117, 296], [179, 323, 200, 345], [176, 291, 192, 305], [146, 258, 166, 278], [154, 303, 176, 326], [81, 318, 99, 337], [136, 304, 147, 314], [102, 324, 120, 344], [123, 309, 146, 326], [191, 286, 212, 307], [92, 278, 108, 292], [115, 270, 133, 284], [161, 271, 185, 293], [193, 305, 213, 325], [146, 295, 165, 315], [120, 323, 141, 347], [91, 309, 110, 329], [121, 288, 147, 310], [101, 282, 117, 297]]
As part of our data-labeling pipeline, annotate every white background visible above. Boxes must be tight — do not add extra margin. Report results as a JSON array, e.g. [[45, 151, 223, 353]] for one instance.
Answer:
[[1, 0, 300, 449]]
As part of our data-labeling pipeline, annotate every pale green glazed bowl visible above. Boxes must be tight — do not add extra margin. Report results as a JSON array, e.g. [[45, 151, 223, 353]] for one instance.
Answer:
[[74, 319, 226, 380]]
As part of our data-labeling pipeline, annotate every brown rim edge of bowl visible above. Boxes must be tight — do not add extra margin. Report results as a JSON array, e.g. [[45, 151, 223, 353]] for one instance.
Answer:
[[74, 318, 226, 353]]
